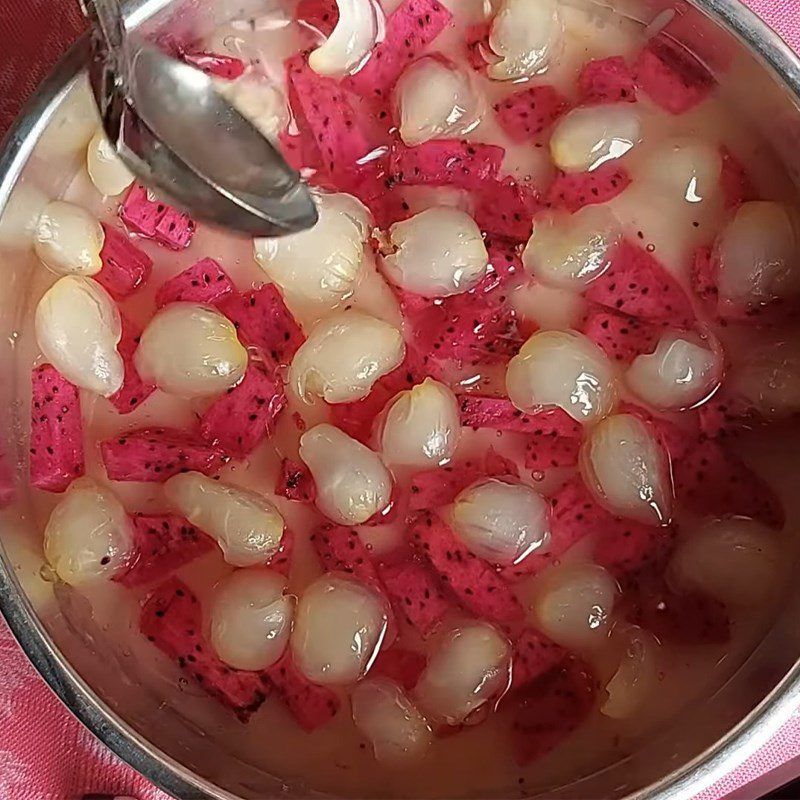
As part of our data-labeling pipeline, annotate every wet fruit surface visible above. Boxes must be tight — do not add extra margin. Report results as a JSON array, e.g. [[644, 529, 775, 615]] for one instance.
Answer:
[[16, 0, 800, 796]]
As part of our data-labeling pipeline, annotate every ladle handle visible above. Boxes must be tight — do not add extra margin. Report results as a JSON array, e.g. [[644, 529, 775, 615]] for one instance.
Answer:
[[79, 0, 129, 78]]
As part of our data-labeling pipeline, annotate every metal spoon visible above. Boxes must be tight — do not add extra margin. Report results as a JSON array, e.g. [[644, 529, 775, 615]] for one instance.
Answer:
[[81, 0, 318, 237]]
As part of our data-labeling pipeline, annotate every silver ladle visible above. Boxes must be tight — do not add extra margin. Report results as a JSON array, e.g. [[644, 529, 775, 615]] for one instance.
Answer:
[[81, 0, 318, 237]]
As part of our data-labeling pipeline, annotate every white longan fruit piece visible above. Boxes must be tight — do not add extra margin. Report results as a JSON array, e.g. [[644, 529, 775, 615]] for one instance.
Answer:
[[351, 678, 433, 765], [254, 192, 371, 308], [382, 207, 488, 297], [380, 378, 461, 467], [487, 0, 562, 81], [34, 200, 104, 276], [209, 567, 293, 670], [550, 105, 641, 173], [452, 479, 551, 565], [289, 310, 405, 404], [601, 625, 660, 719], [218, 75, 290, 141], [395, 57, 483, 146], [35, 275, 124, 397], [506, 330, 618, 424], [300, 424, 392, 524], [640, 138, 722, 205], [625, 332, 720, 410], [309, 0, 384, 77], [164, 472, 285, 567], [668, 517, 782, 607], [523, 206, 622, 291], [531, 563, 617, 651], [43, 479, 133, 586], [86, 129, 135, 197], [715, 201, 800, 311], [292, 574, 389, 685], [414, 622, 511, 725], [580, 413, 672, 525], [135, 303, 248, 398]]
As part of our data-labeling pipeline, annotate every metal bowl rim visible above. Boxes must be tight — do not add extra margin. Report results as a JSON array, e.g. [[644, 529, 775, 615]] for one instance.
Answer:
[[1, 3, 799, 798]]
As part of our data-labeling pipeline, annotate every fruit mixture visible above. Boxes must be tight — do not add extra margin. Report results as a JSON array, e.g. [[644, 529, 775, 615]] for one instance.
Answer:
[[12, 0, 800, 795]]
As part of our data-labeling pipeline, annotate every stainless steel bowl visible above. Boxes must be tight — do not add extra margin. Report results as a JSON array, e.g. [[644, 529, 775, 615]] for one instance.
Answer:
[[2, 1, 800, 798]]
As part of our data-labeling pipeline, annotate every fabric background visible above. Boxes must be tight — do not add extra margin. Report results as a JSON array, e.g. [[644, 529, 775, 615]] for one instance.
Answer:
[[0, 1, 799, 798]]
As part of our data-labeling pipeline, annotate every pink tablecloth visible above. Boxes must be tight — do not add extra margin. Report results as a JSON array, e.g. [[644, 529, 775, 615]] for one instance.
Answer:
[[2, 2, 800, 799]]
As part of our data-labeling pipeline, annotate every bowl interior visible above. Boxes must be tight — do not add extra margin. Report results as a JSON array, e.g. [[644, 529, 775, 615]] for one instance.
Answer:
[[2, 1, 800, 798]]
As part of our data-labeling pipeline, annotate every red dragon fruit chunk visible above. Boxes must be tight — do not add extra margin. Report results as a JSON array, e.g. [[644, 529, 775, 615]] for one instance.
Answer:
[[156, 258, 235, 308], [345, 0, 453, 97], [524, 432, 581, 470], [458, 395, 582, 437], [584, 239, 696, 327], [483, 235, 524, 289], [120, 184, 162, 237], [121, 184, 196, 249], [690, 245, 718, 311], [219, 285, 304, 367], [697, 384, 766, 440], [276, 458, 316, 503], [371, 647, 427, 691], [465, 23, 491, 71], [473, 177, 543, 242], [101, 427, 229, 482], [377, 559, 452, 637], [95, 224, 153, 299], [140, 578, 268, 722], [593, 519, 676, 581], [493, 85, 568, 142], [538, 476, 675, 584], [547, 164, 632, 212], [118, 514, 214, 587], [720, 147, 756, 208], [672, 437, 785, 529], [109, 313, 156, 414], [310, 523, 381, 584], [543, 476, 600, 551], [200, 362, 287, 460], [264, 651, 340, 731], [409, 462, 480, 511], [183, 51, 246, 80], [484, 447, 520, 479], [410, 512, 524, 624], [511, 629, 567, 691], [287, 55, 378, 183], [154, 206, 196, 251], [402, 288, 522, 371], [634, 35, 714, 115], [265, 526, 294, 577], [278, 127, 322, 172], [295, 0, 339, 36], [578, 56, 637, 104], [362, 185, 414, 231], [625, 571, 731, 645], [389, 139, 505, 190], [582, 308, 661, 363], [30, 364, 84, 493], [511, 657, 596, 765]]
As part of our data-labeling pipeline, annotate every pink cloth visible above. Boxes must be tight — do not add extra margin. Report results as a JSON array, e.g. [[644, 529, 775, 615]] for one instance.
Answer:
[[1, 1, 800, 798]]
